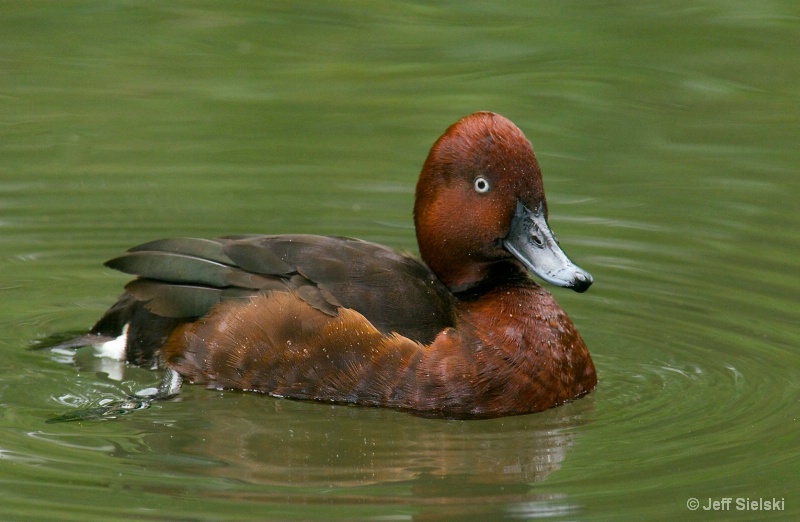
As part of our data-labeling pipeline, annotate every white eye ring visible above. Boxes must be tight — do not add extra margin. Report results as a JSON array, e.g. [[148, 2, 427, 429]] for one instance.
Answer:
[[474, 176, 490, 193]]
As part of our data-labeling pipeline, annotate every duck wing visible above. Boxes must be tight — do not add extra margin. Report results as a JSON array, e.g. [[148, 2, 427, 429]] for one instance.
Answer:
[[104, 234, 455, 344]]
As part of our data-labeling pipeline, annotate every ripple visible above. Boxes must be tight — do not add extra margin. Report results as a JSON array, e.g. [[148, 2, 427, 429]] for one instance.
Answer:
[[26, 431, 117, 453], [579, 282, 799, 495]]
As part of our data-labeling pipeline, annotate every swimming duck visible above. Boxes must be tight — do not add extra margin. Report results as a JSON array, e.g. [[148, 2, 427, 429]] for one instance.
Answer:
[[57, 112, 596, 419]]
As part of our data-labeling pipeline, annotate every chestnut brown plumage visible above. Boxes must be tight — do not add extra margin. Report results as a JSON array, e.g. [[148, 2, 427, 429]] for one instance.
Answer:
[[55, 111, 597, 419]]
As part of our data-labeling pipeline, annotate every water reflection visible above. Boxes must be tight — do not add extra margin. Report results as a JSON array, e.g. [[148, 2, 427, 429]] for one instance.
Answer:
[[124, 392, 594, 521], [43, 346, 596, 489], [157, 395, 594, 488], [25, 357, 597, 520]]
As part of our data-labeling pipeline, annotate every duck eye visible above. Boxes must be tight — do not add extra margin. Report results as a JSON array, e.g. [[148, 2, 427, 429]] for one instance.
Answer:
[[474, 177, 490, 193]]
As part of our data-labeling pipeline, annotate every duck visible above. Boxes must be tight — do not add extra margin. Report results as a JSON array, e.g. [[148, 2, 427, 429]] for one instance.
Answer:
[[53, 111, 597, 419]]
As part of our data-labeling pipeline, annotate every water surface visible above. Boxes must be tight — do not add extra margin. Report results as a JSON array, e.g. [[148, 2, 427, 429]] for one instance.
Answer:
[[2, 2, 798, 521]]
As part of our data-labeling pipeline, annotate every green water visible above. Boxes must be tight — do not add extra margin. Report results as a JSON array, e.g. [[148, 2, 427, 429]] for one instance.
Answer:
[[2, 2, 799, 521]]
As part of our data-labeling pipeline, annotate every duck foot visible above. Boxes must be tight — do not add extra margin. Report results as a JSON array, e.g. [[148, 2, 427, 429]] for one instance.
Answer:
[[46, 369, 183, 423]]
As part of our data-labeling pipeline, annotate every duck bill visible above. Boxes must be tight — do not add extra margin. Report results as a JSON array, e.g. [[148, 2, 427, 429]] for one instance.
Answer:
[[503, 201, 593, 293]]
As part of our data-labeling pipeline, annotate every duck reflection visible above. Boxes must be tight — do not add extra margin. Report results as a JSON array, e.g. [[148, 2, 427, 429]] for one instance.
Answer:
[[142, 391, 595, 488]]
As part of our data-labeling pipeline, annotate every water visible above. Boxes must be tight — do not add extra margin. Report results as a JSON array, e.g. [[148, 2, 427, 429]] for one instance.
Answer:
[[2, 2, 799, 520]]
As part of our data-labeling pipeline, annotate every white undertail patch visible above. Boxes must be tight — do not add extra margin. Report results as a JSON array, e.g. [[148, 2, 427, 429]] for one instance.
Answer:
[[93, 323, 129, 361]]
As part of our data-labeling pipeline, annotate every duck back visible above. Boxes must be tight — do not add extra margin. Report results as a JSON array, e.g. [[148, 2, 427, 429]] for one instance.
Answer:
[[92, 235, 456, 366]]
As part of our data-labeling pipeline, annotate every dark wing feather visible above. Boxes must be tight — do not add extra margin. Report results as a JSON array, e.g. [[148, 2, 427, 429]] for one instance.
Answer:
[[105, 251, 233, 287], [123, 278, 253, 318], [102, 234, 455, 344], [127, 237, 236, 265], [222, 235, 456, 343]]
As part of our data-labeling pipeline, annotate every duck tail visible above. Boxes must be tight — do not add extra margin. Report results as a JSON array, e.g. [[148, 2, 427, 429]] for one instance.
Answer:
[[31, 293, 184, 369]]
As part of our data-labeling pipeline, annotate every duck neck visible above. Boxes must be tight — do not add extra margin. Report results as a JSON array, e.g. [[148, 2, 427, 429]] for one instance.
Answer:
[[416, 216, 515, 293], [449, 261, 530, 298], [428, 257, 495, 294]]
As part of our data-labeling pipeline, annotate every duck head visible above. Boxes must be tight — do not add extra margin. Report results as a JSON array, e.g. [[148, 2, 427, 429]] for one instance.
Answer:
[[414, 112, 592, 293]]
